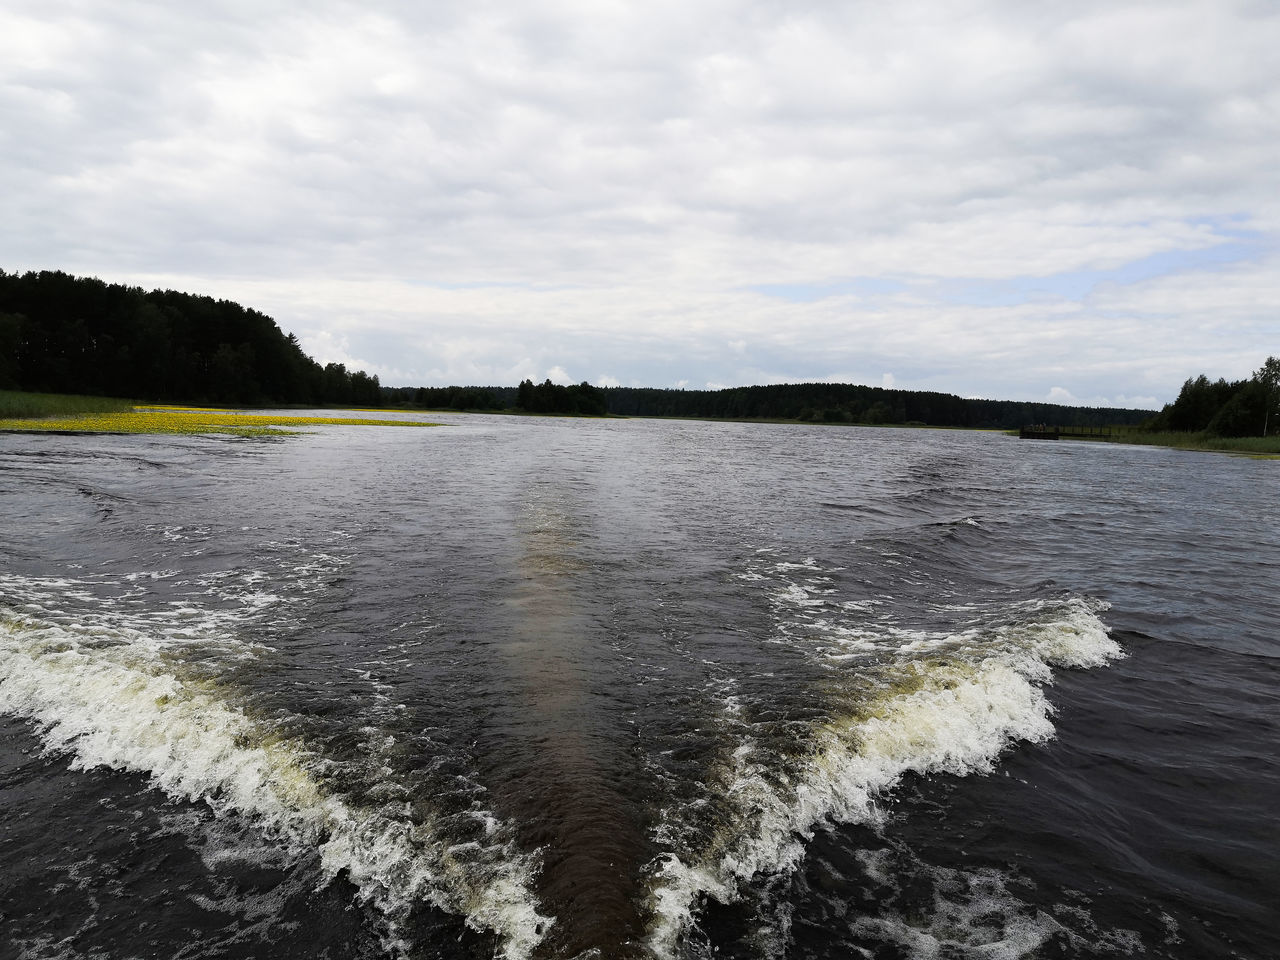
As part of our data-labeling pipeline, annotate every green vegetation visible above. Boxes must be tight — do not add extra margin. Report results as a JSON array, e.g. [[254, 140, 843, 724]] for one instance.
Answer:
[[0, 269, 383, 407], [388, 381, 1154, 427], [1147, 357, 1279, 438], [404, 385, 504, 411], [595, 383, 1148, 429], [1019, 359, 1280, 456], [516, 379, 607, 415], [0, 405, 440, 436], [1107, 430, 1280, 456], [0, 389, 133, 419], [383, 379, 609, 415], [20, 268, 1266, 443]]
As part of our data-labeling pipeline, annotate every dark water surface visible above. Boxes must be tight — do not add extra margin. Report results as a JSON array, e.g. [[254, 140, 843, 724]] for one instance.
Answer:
[[2, 414, 1276, 959]]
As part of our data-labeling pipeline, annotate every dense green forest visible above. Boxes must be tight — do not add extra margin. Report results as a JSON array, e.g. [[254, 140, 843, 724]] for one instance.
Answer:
[[0, 269, 383, 406], [1147, 358, 1279, 437]]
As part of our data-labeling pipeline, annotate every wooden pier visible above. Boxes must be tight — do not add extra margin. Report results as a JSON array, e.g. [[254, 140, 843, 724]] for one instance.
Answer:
[[1019, 425, 1116, 440]]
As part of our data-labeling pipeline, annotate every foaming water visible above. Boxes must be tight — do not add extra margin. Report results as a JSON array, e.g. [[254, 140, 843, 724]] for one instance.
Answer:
[[0, 590, 550, 959], [643, 577, 1122, 956], [1, 419, 1276, 960], [845, 848, 1132, 960]]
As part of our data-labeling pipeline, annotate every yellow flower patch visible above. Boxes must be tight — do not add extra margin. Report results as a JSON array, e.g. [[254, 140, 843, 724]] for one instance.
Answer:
[[0, 409, 441, 436]]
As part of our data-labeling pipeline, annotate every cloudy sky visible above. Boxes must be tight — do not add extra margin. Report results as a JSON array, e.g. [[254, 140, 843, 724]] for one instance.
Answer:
[[3, 1, 1277, 406]]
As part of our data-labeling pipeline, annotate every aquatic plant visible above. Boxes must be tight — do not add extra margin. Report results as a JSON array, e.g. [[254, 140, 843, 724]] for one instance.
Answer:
[[0, 406, 440, 436], [0, 389, 134, 419]]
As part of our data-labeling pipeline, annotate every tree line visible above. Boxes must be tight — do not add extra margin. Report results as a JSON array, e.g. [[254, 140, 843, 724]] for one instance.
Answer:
[[383, 385, 502, 411], [1148, 358, 1279, 437], [0, 269, 383, 406], [593, 383, 1150, 429], [383, 380, 1152, 427], [381, 380, 606, 415]]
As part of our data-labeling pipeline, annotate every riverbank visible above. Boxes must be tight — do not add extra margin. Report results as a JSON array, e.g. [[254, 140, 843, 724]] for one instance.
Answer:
[[1017, 425, 1280, 458]]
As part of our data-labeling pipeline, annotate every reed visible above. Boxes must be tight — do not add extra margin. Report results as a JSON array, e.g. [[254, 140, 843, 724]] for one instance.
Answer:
[[0, 390, 134, 419], [1102, 427, 1280, 456]]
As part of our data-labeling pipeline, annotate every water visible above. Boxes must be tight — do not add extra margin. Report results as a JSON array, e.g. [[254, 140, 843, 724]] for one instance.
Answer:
[[1, 415, 1276, 960]]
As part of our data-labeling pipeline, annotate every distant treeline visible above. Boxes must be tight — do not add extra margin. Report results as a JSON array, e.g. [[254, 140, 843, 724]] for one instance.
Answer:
[[0, 269, 383, 406], [594, 383, 1150, 428], [382, 379, 606, 415], [385, 385, 504, 411], [391, 381, 1150, 427], [1148, 358, 1279, 437]]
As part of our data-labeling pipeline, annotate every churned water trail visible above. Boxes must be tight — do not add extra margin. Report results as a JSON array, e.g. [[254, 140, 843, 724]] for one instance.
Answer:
[[0, 573, 550, 959], [641, 554, 1123, 958], [1, 417, 1277, 959]]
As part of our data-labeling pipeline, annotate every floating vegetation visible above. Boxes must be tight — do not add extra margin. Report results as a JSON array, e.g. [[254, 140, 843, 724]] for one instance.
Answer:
[[0, 405, 441, 436]]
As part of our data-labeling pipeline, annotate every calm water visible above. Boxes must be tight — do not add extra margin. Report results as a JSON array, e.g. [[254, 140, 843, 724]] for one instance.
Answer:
[[1, 415, 1276, 960]]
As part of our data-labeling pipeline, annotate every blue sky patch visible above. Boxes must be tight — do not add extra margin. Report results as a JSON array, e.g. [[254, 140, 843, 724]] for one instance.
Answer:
[[752, 234, 1265, 308], [931, 240, 1264, 307]]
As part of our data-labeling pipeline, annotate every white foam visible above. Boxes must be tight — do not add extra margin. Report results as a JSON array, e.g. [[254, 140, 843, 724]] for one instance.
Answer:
[[645, 599, 1122, 958], [0, 609, 552, 960], [850, 854, 1066, 960], [850, 846, 1146, 958]]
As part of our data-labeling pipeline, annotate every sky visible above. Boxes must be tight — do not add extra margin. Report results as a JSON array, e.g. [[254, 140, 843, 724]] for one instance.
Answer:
[[2, 1, 1278, 408]]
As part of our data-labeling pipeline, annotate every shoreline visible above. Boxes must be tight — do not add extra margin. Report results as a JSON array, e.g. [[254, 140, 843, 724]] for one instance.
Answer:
[[1010, 428, 1280, 459], [3, 389, 1273, 456]]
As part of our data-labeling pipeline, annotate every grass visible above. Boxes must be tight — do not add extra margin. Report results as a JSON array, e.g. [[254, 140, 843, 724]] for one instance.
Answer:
[[0, 395, 441, 436], [0, 389, 134, 419], [1030, 425, 1280, 458], [1106, 428, 1280, 457]]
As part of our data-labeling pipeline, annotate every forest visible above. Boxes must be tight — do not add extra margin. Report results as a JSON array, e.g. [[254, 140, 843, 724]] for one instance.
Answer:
[[1146, 358, 1279, 437], [593, 383, 1150, 428], [0, 270, 383, 406], [381, 379, 606, 415], [382, 381, 1149, 426]]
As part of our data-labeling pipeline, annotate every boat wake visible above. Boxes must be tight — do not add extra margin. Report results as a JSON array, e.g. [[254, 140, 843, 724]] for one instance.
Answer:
[[643, 552, 1123, 958], [0, 580, 551, 960]]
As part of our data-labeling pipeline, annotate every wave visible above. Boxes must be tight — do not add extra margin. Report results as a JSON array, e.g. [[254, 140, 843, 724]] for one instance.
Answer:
[[644, 583, 1122, 958], [0, 604, 552, 960]]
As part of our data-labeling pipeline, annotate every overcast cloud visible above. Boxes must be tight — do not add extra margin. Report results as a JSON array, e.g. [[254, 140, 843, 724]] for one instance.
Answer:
[[3, 0, 1277, 405]]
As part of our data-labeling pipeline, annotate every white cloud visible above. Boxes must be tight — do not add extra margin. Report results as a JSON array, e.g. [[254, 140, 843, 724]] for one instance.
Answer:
[[545, 365, 574, 385], [1047, 387, 1079, 405], [1111, 394, 1160, 409], [2, 0, 1278, 404]]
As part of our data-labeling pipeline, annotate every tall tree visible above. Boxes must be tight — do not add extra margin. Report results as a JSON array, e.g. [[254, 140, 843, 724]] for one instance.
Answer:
[[1255, 356, 1280, 436]]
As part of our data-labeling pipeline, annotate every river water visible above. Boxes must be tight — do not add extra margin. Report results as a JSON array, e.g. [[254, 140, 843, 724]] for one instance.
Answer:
[[1, 414, 1276, 960]]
